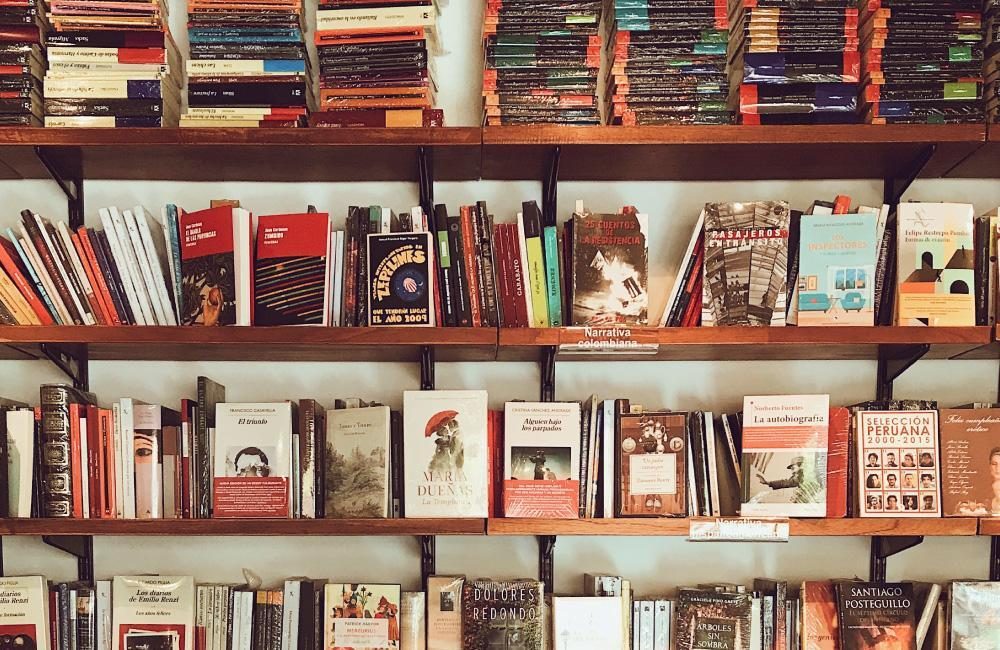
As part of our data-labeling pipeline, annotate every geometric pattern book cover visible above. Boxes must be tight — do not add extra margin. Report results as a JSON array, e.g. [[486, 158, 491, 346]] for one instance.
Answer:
[[254, 212, 331, 326], [797, 213, 877, 326]]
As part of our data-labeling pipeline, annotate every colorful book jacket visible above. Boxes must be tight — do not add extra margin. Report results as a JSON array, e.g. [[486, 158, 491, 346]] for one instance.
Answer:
[[835, 582, 916, 650], [740, 395, 829, 517], [179, 206, 237, 326], [896, 202, 975, 326], [796, 212, 877, 326], [800, 581, 838, 650], [939, 408, 1000, 516], [324, 405, 390, 518], [701, 201, 790, 327], [112, 576, 195, 650], [569, 210, 649, 326], [616, 411, 687, 517], [324, 583, 401, 650], [0, 576, 50, 650], [502, 401, 581, 519], [951, 582, 1000, 650], [254, 212, 331, 326], [461, 579, 544, 650], [367, 232, 434, 326], [856, 410, 941, 517], [674, 589, 752, 650]]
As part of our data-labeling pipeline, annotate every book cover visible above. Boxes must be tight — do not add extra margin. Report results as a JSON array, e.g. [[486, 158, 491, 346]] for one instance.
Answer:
[[740, 395, 829, 517], [461, 579, 543, 650], [836, 582, 916, 650], [551, 597, 623, 650], [939, 408, 1000, 516], [400, 592, 425, 650], [502, 401, 581, 519], [212, 402, 293, 518], [797, 212, 877, 325], [856, 410, 941, 517], [800, 582, 838, 650], [951, 582, 1000, 650], [402, 390, 488, 518], [827, 407, 851, 518], [0, 576, 50, 650], [112, 576, 195, 650], [254, 212, 331, 326], [616, 411, 687, 517], [521, 202, 549, 328], [426, 576, 462, 650], [323, 584, 400, 650], [701, 201, 790, 327], [367, 232, 434, 327], [324, 405, 390, 518], [180, 206, 237, 326], [6, 408, 34, 517], [569, 209, 649, 326], [674, 589, 752, 650], [896, 202, 975, 326]]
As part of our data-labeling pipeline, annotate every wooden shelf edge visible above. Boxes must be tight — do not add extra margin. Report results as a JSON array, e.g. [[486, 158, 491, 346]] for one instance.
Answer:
[[976, 518, 1000, 535], [0, 518, 486, 536]]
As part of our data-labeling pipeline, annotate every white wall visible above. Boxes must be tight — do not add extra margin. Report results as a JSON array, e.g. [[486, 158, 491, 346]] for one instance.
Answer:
[[5, 0, 1000, 597]]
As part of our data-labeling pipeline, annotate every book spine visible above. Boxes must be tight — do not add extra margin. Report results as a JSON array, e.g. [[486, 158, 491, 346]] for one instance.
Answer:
[[99, 408, 115, 518], [44, 218, 95, 324], [0, 238, 54, 324], [390, 410, 403, 518], [92, 229, 134, 324], [299, 400, 316, 519], [578, 401, 591, 518], [0, 270, 35, 323], [508, 223, 529, 327], [447, 214, 471, 327], [20, 228, 74, 325], [98, 209, 146, 325], [135, 207, 179, 325], [521, 207, 549, 327], [459, 205, 482, 327], [975, 217, 989, 325], [476, 204, 499, 327], [433, 205, 456, 327], [613, 398, 629, 517], [86, 406, 102, 518], [77, 228, 121, 325], [39, 385, 80, 517], [68, 228, 111, 325], [6, 228, 62, 324], [342, 208, 357, 327], [166, 205, 184, 322], [60, 223, 106, 325], [22, 211, 83, 324], [542, 224, 563, 327], [196, 384, 211, 518], [493, 222, 513, 327], [356, 211, 370, 327], [0, 300, 16, 325]]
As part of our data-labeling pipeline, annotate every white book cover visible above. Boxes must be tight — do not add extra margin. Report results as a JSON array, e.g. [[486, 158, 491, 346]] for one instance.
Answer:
[[109, 206, 156, 325], [331, 230, 345, 327], [704, 412, 721, 517], [316, 5, 435, 31], [119, 398, 141, 520], [502, 401, 581, 518], [159, 206, 182, 323], [55, 220, 99, 322], [552, 597, 623, 650], [601, 400, 615, 519], [35, 213, 94, 324], [426, 576, 462, 650], [134, 205, 179, 325], [98, 207, 147, 325], [112, 576, 195, 650], [113, 402, 125, 518], [123, 208, 168, 325], [740, 395, 829, 517], [213, 402, 293, 518], [7, 409, 34, 517], [0, 576, 50, 650], [403, 390, 488, 518], [18, 229, 73, 324], [325, 405, 391, 518], [97, 580, 112, 650], [234, 208, 253, 326], [133, 403, 164, 519], [281, 581, 299, 650], [401, 591, 425, 650], [324, 584, 401, 650], [857, 410, 941, 517]]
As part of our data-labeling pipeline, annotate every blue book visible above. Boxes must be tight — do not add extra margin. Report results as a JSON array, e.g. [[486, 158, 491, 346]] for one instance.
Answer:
[[188, 32, 303, 44], [5, 227, 61, 324], [164, 204, 183, 320]]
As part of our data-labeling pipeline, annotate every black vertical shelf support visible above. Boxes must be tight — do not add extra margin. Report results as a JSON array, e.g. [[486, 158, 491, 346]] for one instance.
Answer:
[[883, 144, 936, 209], [420, 345, 435, 391], [418, 145, 434, 218], [869, 536, 923, 583], [34, 146, 85, 230], [875, 343, 930, 402], [539, 346, 556, 402], [40, 343, 90, 391], [538, 535, 556, 594], [419, 535, 436, 590], [43, 535, 94, 583], [542, 146, 561, 224], [991, 537, 1000, 581]]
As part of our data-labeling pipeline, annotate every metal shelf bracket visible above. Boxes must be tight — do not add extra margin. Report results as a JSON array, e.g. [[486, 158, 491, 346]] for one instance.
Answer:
[[875, 343, 929, 402], [869, 535, 923, 583], [40, 342, 90, 391], [542, 146, 561, 222], [420, 345, 435, 391], [883, 144, 937, 207], [540, 346, 556, 402], [418, 145, 434, 217], [538, 535, 556, 594], [43, 535, 94, 583], [419, 535, 435, 590], [34, 146, 85, 230]]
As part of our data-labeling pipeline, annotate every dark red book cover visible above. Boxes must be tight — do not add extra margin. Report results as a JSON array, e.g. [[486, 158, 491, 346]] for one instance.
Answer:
[[254, 212, 330, 326], [460, 205, 482, 327], [180, 206, 236, 326], [180, 398, 194, 520], [493, 222, 513, 328], [69, 403, 83, 519], [86, 404, 102, 519], [506, 224, 529, 327], [827, 406, 850, 518], [99, 408, 116, 519]]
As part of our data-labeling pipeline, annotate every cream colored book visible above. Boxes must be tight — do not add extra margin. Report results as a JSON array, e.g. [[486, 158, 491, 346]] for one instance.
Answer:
[[112, 576, 195, 650], [0, 576, 51, 650], [426, 576, 463, 650]]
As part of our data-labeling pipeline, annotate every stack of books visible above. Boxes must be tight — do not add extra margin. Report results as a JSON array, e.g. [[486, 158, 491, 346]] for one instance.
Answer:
[[859, 0, 985, 124], [990, 1, 1000, 123], [0, 0, 45, 125], [42, 0, 180, 126], [310, 0, 441, 128], [181, 0, 310, 127], [481, 0, 604, 125], [607, 0, 733, 125], [729, 0, 859, 125]]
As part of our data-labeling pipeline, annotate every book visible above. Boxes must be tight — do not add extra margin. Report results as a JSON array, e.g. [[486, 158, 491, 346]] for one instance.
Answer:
[[324, 405, 391, 518], [951, 582, 1000, 649], [836, 582, 916, 650], [502, 401, 581, 519], [674, 588, 752, 650], [39, 383, 96, 517], [426, 576, 462, 650], [0, 576, 50, 650], [299, 399, 326, 519], [939, 408, 1000, 516], [367, 232, 435, 327], [796, 212, 878, 325], [461, 579, 544, 650], [616, 410, 687, 517], [896, 202, 975, 326], [323, 584, 401, 650], [400, 591, 425, 650], [195, 376, 224, 519], [740, 395, 829, 517], [6, 407, 34, 517], [254, 212, 331, 326], [568, 208, 649, 326], [551, 597, 624, 650], [827, 407, 851, 518], [800, 581, 838, 650], [402, 390, 488, 518], [856, 410, 941, 517], [179, 206, 252, 326], [133, 404, 180, 519], [112, 576, 195, 650], [212, 402, 293, 518]]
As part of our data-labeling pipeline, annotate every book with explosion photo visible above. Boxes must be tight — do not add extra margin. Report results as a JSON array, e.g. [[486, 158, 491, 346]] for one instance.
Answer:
[[0, 576, 50, 650], [701, 201, 791, 326], [367, 232, 434, 326], [323, 583, 401, 650], [835, 582, 917, 650], [566, 206, 649, 326], [112, 576, 195, 650], [253, 212, 332, 326]]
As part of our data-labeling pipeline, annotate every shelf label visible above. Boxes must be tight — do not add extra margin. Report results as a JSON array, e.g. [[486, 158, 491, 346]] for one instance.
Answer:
[[558, 326, 660, 355], [688, 518, 790, 542]]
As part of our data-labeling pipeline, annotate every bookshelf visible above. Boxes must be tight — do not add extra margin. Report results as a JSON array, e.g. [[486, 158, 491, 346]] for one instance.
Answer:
[[0, 519, 485, 536]]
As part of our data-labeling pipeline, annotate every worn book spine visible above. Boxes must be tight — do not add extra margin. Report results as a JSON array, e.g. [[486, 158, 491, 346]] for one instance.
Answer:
[[475, 203, 499, 327], [40, 384, 93, 517], [459, 205, 482, 327], [447, 214, 471, 326], [356, 209, 370, 327], [299, 400, 317, 519]]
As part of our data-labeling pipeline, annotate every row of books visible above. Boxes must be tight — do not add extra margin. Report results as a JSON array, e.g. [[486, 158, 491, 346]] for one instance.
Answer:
[[2, 573, 998, 650]]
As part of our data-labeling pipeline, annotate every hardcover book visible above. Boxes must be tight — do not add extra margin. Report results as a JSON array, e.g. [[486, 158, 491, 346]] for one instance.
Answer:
[[896, 202, 975, 326], [741, 395, 829, 517], [367, 232, 434, 326], [426, 576, 462, 650], [856, 410, 941, 517], [939, 408, 1000, 516], [835, 582, 916, 650], [502, 401, 581, 519], [0, 576, 50, 650], [325, 405, 391, 518], [674, 588, 752, 650], [551, 597, 623, 650], [616, 411, 687, 517], [179, 206, 252, 326], [797, 212, 877, 325], [402, 390, 488, 518], [568, 208, 649, 326], [254, 212, 331, 326], [112, 576, 195, 650], [212, 402, 293, 518], [951, 582, 1000, 650], [701, 201, 790, 327], [323, 583, 401, 650], [461, 579, 544, 650], [800, 581, 838, 650]]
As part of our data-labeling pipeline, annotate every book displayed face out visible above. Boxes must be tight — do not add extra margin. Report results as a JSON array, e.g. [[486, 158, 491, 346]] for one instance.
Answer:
[[856, 411, 941, 518], [112, 577, 195, 650], [939, 409, 1000, 516], [323, 584, 401, 650]]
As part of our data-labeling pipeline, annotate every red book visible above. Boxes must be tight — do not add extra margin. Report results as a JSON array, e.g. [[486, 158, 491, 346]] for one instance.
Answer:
[[70, 231, 112, 325], [253, 212, 331, 326], [826, 406, 851, 518], [832, 195, 852, 214], [0, 236, 54, 324], [99, 408, 116, 518], [69, 403, 83, 519], [77, 228, 121, 325], [487, 411, 496, 518], [492, 222, 513, 328], [180, 398, 194, 519], [681, 277, 703, 327], [86, 405, 103, 518], [459, 205, 482, 327], [506, 224, 529, 327], [492, 410, 504, 516], [179, 206, 251, 326]]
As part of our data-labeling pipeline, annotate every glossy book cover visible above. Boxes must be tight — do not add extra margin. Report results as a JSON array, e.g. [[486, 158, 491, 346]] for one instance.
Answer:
[[797, 212, 877, 326]]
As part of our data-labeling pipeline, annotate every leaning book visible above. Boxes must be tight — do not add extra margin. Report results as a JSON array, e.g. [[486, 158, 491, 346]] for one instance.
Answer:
[[855, 410, 941, 517], [324, 583, 401, 650], [503, 401, 581, 519], [0, 576, 50, 650], [462, 579, 544, 650], [112, 576, 195, 650]]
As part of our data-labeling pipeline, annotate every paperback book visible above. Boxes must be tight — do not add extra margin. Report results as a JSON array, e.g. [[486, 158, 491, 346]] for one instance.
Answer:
[[461, 579, 544, 650], [179, 206, 252, 326], [324, 583, 401, 650], [254, 212, 332, 326], [367, 232, 435, 327], [856, 410, 941, 517], [616, 411, 687, 517], [835, 582, 916, 650], [426, 576, 463, 650], [939, 408, 1000, 516], [325, 405, 391, 518], [112, 576, 195, 650], [0, 576, 50, 650], [673, 588, 752, 650], [551, 597, 624, 650]]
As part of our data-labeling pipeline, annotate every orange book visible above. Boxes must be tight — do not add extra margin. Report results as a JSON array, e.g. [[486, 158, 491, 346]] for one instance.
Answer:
[[318, 95, 430, 109], [460, 205, 481, 327], [78, 227, 122, 326], [100, 407, 117, 518], [71, 230, 114, 325], [86, 405, 103, 518]]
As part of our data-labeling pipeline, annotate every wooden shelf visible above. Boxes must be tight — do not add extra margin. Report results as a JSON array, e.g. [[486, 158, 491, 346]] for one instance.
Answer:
[[976, 518, 1000, 535], [0, 326, 497, 362], [488, 517, 980, 537], [0, 518, 485, 536], [497, 326, 994, 362], [0, 127, 482, 182], [481, 124, 987, 182], [941, 123, 1000, 178]]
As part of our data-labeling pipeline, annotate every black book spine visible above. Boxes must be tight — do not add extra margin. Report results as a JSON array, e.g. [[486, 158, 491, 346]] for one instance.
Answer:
[[94, 229, 135, 325], [226, 587, 235, 650], [432, 204, 456, 327], [296, 582, 313, 650], [312, 586, 323, 650], [268, 590, 283, 650], [58, 583, 71, 650], [975, 217, 989, 326], [578, 400, 591, 518], [21, 210, 83, 325], [356, 208, 370, 327], [612, 398, 629, 517], [447, 214, 471, 326], [196, 377, 225, 518], [31, 411, 43, 517], [688, 411, 709, 517], [188, 84, 306, 106], [874, 215, 897, 326], [87, 228, 127, 325], [390, 409, 402, 518], [344, 207, 357, 327], [475, 202, 499, 327]]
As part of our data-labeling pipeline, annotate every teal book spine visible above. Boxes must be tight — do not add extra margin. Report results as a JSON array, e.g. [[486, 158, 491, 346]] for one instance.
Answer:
[[543, 225, 563, 327]]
